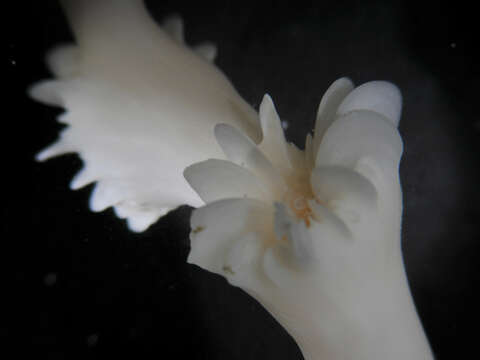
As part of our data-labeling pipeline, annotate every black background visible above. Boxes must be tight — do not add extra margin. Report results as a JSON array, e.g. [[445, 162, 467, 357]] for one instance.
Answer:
[[4, 0, 479, 359]]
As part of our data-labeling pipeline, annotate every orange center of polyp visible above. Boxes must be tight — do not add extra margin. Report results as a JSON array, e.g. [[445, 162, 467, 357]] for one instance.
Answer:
[[283, 174, 315, 227]]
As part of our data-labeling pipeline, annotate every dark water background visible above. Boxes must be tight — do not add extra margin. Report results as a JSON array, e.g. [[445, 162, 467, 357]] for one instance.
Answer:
[[4, 0, 479, 358]]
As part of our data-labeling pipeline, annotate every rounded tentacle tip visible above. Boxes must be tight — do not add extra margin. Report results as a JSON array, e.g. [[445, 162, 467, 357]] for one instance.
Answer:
[[162, 14, 185, 44], [337, 80, 402, 127]]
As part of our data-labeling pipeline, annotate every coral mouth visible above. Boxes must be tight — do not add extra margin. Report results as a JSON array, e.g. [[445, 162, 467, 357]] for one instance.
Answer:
[[282, 172, 316, 228], [286, 193, 314, 227]]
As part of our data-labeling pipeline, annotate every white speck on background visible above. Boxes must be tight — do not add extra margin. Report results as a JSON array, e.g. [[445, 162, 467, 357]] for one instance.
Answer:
[[44, 272, 57, 286], [86, 333, 99, 347], [281, 120, 289, 129]]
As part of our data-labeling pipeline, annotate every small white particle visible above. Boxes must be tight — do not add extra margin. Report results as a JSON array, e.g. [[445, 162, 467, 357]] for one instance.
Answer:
[[450, 42, 457, 48], [86, 333, 99, 347], [281, 120, 289, 129], [10, 59, 16, 66], [44, 272, 57, 286]]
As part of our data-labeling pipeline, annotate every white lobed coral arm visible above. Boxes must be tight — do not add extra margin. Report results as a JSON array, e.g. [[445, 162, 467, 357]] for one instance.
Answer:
[[214, 123, 287, 197], [312, 77, 354, 156], [315, 110, 403, 181], [184, 159, 273, 203], [310, 166, 378, 213], [336, 80, 402, 127], [188, 198, 272, 275], [257, 94, 292, 171], [30, 0, 261, 231]]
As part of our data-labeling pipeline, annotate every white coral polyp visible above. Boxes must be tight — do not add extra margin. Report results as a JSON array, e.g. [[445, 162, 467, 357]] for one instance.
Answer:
[[186, 78, 433, 359], [186, 78, 402, 278]]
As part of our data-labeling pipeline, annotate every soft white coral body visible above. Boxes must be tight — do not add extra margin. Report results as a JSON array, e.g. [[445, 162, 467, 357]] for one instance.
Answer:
[[186, 79, 433, 359]]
